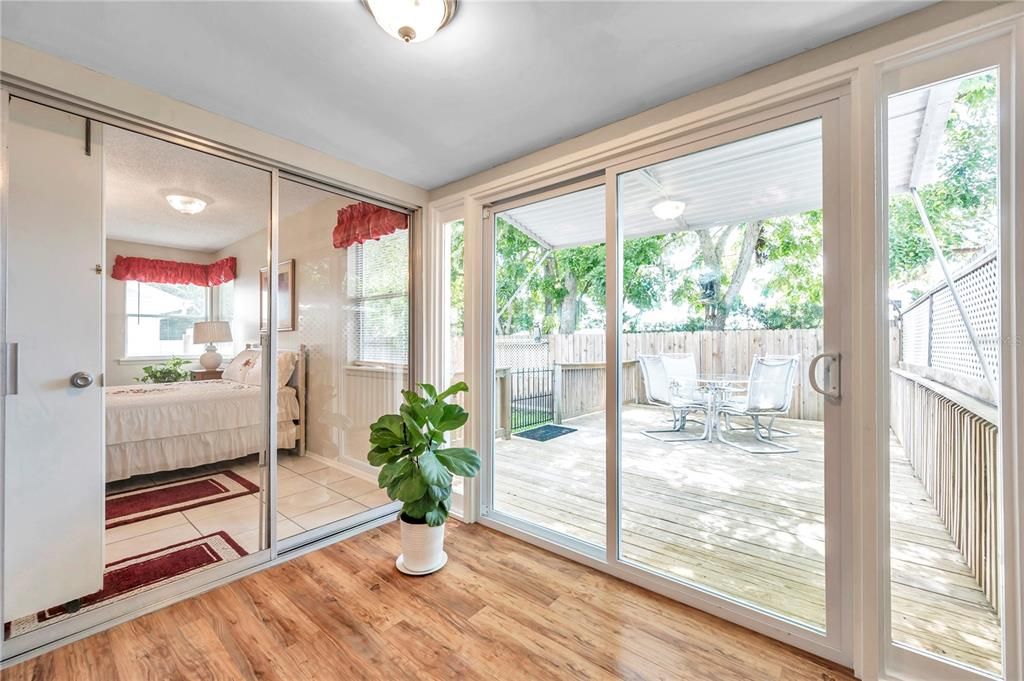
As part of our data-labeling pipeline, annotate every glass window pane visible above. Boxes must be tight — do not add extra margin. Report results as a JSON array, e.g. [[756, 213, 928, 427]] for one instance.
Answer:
[[886, 69, 1002, 675], [492, 186, 607, 549]]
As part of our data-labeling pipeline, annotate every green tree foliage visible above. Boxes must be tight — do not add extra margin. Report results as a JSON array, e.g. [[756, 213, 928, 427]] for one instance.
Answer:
[[888, 73, 997, 293]]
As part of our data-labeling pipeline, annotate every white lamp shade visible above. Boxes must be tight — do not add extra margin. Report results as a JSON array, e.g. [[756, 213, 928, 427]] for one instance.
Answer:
[[193, 321, 233, 344]]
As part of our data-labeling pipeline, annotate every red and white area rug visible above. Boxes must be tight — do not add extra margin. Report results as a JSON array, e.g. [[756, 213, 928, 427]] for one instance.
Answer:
[[106, 470, 259, 529], [4, 531, 247, 639]]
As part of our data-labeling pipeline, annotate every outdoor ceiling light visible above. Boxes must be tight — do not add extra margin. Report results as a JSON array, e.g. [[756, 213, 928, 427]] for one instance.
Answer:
[[363, 0, 457, 44], [651, 199, 686, 221], [166, 194, 207, 215]]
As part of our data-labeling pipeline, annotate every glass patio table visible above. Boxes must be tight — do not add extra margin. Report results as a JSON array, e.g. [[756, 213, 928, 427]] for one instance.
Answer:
[[669, 373, 749, 443]]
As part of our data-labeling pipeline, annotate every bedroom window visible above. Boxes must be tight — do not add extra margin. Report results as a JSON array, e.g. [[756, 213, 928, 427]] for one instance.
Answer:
[[350, 229, 409, 365], [124, 280, 209, 358]]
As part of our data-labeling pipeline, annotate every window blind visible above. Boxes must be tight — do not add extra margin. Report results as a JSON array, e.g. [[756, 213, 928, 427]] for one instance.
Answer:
[[351, 230, 409, 364]]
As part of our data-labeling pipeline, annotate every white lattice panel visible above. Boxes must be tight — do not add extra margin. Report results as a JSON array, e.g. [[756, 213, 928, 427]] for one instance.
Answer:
[[930, 257, 999, 381], [900, 253, 998, 387], [902, 302, 930, 366]]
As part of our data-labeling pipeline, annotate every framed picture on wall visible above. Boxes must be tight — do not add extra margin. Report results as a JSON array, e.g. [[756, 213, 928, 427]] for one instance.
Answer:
[[260, 259, 296, 332]]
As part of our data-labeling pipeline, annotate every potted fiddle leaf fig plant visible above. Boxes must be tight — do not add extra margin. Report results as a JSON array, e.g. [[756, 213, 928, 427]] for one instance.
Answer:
[[368, 381, 479, 575]]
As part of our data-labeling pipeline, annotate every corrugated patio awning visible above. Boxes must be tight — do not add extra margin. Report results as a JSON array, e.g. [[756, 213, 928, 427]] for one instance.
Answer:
[[499, 79, 962, 252], [499, 119, 823, 250]]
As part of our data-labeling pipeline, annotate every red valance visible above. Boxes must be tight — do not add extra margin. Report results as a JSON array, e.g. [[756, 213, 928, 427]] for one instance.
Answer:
[[333, 202, 408, 249], [111, 255, 237, 287]]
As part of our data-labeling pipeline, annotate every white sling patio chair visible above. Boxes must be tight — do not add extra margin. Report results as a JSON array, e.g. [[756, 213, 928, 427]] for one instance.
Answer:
[[638, 353, 707, 442], [718, 355, 799, 453]]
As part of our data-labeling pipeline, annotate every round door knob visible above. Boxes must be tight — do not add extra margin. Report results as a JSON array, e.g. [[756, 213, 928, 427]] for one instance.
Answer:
[[70, 371, 94, 388]]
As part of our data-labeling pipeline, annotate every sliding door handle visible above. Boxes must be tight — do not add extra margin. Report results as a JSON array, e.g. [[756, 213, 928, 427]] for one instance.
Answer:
[[3, 343, 17, 396], [809, 352, 840, 400]]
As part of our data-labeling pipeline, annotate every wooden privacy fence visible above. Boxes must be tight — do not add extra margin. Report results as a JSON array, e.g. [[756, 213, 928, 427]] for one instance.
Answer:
[[454, 328, 825, 422], [890, 369, 999, 613]]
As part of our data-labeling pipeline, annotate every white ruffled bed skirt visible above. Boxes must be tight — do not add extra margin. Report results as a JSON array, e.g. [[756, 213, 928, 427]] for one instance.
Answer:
[[106, 421, 298, 482]]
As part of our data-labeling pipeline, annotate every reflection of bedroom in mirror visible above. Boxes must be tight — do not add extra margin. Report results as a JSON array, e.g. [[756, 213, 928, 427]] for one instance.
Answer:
[[274, 178, 409, 542]]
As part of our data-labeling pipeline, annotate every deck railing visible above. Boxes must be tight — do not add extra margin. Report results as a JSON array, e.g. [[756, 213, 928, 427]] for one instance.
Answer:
[[890, 368, 999, 613]]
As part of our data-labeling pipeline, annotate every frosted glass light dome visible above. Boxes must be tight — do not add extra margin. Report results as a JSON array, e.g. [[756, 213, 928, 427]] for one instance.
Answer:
[[364, 0, 457, 44]]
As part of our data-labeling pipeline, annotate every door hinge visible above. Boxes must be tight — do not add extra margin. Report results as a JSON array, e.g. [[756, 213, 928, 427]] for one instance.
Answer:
[[482, 208, 491, 220], [95, 264, 103, 274], [85, 119, 92, 156]]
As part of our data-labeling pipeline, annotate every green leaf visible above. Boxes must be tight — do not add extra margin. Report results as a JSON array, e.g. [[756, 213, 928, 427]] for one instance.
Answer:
[[377, 458, 413, 488], [393, 471, 428, 502], [416, 450, 453, 488], [402, 494, 438, 519], [425, 504, 448, 527], [425, 402, 445, 427], [426, 484, 451, 502], [419, 383, 438, 401], [401, 389, 423, 407], [368, 445, 402, 467], [401, 411, 426, 445], [435, 447, 481, 477], [436, 403, 469, 431], [437, 381, 469, 401], [372, 413, 404, 438]]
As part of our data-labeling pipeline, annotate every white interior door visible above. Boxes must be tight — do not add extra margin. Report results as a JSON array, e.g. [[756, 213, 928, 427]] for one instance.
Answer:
[[3, 97, 105, 620]]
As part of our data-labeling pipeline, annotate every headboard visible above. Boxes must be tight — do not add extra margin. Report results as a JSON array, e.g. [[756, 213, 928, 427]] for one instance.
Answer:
[[242, 342, 308, 457]]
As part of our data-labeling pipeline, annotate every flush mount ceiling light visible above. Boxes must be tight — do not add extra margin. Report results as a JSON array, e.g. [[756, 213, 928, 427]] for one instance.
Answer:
[[165, 194, 207, 215], [651, 199, 686, 221], [362, 0, 457, 44]]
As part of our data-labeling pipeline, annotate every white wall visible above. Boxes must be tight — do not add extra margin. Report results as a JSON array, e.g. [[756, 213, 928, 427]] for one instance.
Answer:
[[104, 239, 217, 386], [216, 188, 407, 467]]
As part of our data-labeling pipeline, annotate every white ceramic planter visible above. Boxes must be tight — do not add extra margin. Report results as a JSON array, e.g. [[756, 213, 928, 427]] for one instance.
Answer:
[[396, 516, 447, 575]]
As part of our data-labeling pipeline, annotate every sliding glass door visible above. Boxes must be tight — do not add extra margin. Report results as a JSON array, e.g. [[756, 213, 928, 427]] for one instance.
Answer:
[[615, 115, 836, 632], [481, 97, 850, 663]]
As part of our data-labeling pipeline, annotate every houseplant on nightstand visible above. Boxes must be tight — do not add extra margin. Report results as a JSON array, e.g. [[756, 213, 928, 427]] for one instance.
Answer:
[[368, 381, 479, 575]]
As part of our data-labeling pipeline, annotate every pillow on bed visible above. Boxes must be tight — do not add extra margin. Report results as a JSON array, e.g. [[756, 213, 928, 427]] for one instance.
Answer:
[[242, 350, 298, 388], [223, 349, 259, 383]]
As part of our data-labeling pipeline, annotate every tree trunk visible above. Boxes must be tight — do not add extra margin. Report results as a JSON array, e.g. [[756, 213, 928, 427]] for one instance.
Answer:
[[696, 222, 760, 330], [558, 272, 579, 334]]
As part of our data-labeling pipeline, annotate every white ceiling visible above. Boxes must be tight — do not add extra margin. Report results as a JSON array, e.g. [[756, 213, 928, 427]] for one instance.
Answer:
[[105, 126, 270, 252], [105, 126, 329, 252], [2, 1, 931, 190]]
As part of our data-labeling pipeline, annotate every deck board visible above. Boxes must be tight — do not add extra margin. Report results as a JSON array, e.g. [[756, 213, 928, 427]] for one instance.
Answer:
[[494, 405, 1001, 675]]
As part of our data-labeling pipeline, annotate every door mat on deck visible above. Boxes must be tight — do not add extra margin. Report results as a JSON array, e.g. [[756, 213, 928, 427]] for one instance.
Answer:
[[3, 531, 247, 639], [106, 470, 259, 529], [515, 425, 577, 442]]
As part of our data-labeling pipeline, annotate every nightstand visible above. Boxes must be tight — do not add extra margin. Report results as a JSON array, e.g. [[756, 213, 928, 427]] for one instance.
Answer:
[[190, 368, 223, 381]]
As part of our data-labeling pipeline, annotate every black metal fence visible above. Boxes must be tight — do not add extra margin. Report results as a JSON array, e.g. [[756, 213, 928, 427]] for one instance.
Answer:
[[510, 367, 554, 431]]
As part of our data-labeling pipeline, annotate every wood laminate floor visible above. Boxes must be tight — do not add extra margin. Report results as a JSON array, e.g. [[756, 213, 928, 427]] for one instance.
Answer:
[[6, 521, 856, 681]]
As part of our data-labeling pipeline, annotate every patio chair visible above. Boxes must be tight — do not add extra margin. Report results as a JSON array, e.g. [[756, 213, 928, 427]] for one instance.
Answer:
[[637, 353, 707, 442], [718, 355, 799, 453]]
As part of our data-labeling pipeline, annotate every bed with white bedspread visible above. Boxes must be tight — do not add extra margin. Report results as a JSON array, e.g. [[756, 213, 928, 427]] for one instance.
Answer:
[[104, 346, 306, 482]]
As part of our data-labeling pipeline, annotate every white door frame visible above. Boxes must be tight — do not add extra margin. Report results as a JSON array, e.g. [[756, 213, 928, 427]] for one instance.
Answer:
[[875, 29, 1022, 681], [477, 92, 854, 666]]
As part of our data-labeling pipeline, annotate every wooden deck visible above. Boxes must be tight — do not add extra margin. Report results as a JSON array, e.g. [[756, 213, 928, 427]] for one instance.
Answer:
[[494, 405, 1001, 675]]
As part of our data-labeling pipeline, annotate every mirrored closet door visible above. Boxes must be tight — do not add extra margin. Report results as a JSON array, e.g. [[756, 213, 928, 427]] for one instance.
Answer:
[[273, 177, 406, 547], [3, 97, 275, 650]]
